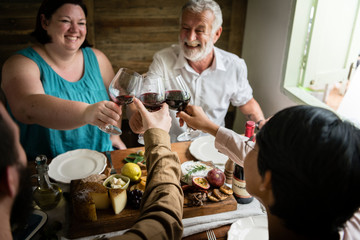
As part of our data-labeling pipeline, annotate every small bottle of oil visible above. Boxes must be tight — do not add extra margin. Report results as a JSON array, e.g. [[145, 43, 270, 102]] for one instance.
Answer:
[[33, 155, 62, 210]]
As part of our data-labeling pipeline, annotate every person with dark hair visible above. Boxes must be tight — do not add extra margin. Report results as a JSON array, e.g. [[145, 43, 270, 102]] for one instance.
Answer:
[[0, 91, 34, 239], [178, 104, 360, 239], [1, 0, 126, 161], [128, 0, 265, 142], [30, 0, 91, 48]]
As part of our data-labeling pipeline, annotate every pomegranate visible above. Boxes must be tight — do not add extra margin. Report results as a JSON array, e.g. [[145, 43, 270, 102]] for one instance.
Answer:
[[207, 168, 225, 187]]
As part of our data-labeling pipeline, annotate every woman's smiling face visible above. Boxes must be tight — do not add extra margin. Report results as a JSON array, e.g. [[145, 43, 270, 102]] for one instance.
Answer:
[[42, 3, 87, 51]]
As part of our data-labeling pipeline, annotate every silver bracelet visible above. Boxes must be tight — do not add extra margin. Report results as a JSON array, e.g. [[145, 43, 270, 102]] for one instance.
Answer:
[[256, 120, 263, 130]]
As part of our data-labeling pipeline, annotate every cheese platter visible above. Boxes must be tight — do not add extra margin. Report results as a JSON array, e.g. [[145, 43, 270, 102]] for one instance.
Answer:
[[67, 142, 237, 239]]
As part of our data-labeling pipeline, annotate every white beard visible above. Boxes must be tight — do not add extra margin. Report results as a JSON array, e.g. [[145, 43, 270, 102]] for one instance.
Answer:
[[180, 37, 214, 62]]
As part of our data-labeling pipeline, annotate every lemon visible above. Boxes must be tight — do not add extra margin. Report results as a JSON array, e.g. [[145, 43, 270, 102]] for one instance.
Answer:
[[137, 150, 145, 156], [121, 163, 142, 182]]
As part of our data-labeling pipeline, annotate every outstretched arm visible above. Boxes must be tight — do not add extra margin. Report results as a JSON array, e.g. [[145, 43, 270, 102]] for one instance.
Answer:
[[178, 104, 252, 167], [1, 54, 121, 130], [177, 104, 220, 136], [238, 98, 265, 129], [111, 99, 183, 239]]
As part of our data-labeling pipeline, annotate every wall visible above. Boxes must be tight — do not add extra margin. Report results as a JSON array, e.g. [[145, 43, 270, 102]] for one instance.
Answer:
[[0, 0, 248, 147], [233, 0, 297, 133], [0, 0, 247, 74], [0, 0, 304, 139]]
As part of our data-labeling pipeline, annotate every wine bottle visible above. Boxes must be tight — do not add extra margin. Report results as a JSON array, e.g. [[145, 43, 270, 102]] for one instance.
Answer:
[[232, 121, 255, 204]]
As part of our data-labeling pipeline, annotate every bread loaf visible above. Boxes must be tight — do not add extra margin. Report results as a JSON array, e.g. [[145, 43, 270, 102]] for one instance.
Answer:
[[72, 188, 97, 222], [72, 174, 110, 222]]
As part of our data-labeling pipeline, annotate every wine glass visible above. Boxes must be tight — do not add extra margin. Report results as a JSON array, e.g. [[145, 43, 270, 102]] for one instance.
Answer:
[[99, 68, 142, 135], [138, 74, 165, 112], [165, 75, 200, 142], [165, 75, 191, 111], [136, 73, 165, 144]]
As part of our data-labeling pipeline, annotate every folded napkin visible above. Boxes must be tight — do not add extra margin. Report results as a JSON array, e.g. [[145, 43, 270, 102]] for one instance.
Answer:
[[69, 199, 265, 240], [182, 198, 265, 237], [64, 198, 265, 240]]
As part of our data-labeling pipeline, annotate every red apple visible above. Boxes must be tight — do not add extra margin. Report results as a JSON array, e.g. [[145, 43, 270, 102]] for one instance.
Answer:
[[207, 168, 225, 188]]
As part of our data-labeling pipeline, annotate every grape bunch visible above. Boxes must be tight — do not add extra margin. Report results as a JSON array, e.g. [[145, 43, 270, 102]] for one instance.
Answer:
[[128, 189, 143, 209]]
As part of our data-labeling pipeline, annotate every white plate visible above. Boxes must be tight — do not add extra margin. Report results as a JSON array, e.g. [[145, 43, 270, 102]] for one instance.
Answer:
[[228, 215, 268, 240], [180, 160, 213, 185], [12, 209, 47, 240], [48, 149, 107, 184], [189, 135, 228, 165]]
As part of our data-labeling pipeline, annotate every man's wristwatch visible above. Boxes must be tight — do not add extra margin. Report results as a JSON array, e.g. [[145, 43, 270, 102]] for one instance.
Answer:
[[256, 120, 263, 130]]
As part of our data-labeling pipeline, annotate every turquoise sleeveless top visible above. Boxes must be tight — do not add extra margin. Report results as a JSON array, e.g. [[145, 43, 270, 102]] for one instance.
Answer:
[[14, 47, 113, 160]]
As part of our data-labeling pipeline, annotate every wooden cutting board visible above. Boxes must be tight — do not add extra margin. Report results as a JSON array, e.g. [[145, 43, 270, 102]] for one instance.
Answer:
[[67, 142, 237, 239]]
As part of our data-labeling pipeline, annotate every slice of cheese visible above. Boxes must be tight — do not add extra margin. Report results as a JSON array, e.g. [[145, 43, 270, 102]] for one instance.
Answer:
[[84, 182, 110, 210], [90, 192, 110, 209], [181, 161, 213, 185], [109, 188, 127, 214]]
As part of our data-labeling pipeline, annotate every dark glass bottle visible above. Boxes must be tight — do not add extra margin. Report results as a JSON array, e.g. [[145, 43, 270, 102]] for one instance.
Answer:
[[232, 121, 255, 204], [33, 155, 63, 210]]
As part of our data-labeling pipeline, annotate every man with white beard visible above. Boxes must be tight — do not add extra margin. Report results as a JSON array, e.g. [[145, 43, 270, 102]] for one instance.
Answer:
[[129, 0, 265, 142]]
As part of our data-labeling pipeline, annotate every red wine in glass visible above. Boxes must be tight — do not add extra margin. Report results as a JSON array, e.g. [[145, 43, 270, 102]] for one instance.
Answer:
[[164, 75, 201, 141], [99, 68, 141, 135], [139, 92, 165, 111], [165, 90, 191, 111], [113, 95, 134, 105]]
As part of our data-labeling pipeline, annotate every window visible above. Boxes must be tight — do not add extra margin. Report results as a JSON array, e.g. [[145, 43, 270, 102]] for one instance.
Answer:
[[283, 0, 360, 126]]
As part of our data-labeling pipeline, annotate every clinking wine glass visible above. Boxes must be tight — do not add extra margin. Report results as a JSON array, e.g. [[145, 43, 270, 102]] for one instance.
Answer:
[[137, 73, 165, 144], [99, 68, 142, 135], [165, 75, 201, 142], [138, 74, 165, 112], [165, 75, 191, 111]]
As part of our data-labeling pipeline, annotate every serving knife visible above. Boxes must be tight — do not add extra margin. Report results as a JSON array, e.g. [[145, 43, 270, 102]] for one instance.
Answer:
[[105, 151, 116, 174]]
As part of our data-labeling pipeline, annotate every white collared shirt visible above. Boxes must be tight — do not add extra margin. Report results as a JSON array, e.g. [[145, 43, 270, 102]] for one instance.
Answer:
[[148, 44, 253, 142]]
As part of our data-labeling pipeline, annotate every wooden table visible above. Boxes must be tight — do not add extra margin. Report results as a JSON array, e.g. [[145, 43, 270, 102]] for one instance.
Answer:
[[109, 141, 193, 169], [29, 142, 193, 184], [109, 142, 232, 240], [183, 225, 231, 240], [30, 142, 234, 239]]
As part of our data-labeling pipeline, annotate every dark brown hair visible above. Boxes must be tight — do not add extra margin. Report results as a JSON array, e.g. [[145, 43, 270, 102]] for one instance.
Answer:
[[30, 0, 92, 47], [256, 105, 360, 238]]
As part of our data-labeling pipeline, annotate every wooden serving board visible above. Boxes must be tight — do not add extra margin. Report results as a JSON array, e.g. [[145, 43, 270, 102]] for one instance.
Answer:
[[67, 187, 237, 239], [67, 142, 237, 239]]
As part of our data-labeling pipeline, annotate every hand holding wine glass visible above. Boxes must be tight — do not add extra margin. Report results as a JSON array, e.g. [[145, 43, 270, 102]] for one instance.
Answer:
[[164, 75, 200, 141], [138, 74, 165, 112], [165, 75, 191, 111], [136, 73, 165, 144], [133, 98, 172, 133], [176, 104, 219, 137], [99, 68, 142, 135]]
